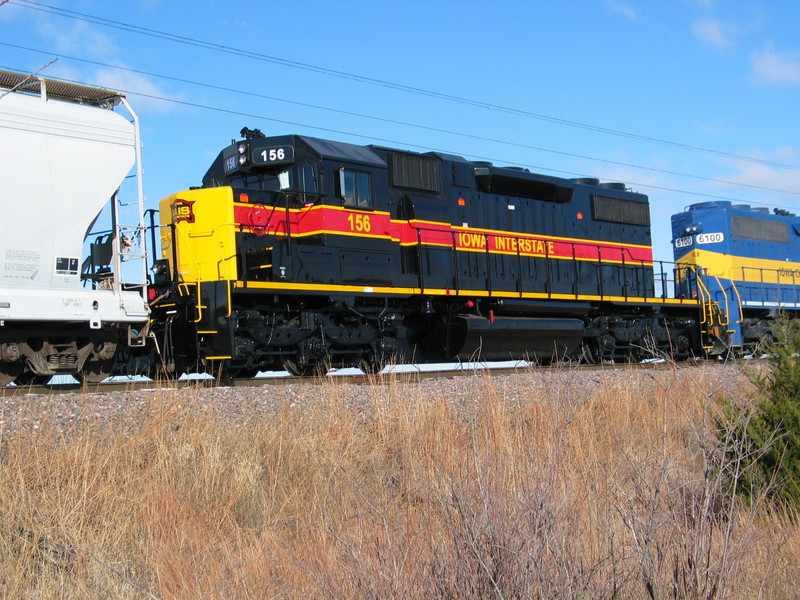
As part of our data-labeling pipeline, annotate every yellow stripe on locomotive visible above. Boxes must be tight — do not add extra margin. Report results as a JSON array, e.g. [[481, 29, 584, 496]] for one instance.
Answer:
[[678, 248, 800, 287]]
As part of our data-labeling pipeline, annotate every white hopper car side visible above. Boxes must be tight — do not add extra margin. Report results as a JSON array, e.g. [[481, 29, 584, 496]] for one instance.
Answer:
[[0, 70, 149, 384]]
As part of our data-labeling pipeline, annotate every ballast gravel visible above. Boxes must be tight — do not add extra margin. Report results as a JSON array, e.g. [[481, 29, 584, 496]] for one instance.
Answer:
[[0, 363, 758, 438]]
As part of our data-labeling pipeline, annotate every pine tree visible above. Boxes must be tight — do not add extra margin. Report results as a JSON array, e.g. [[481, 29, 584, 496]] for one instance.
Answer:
[[733, 317, 800, 515]]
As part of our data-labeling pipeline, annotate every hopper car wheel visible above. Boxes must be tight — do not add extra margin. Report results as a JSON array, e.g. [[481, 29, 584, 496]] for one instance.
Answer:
[[13, 370, 51, 386], [1, 364, 23, 386]]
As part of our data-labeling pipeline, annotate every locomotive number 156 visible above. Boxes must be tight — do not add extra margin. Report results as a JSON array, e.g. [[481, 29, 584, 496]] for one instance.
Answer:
[[252, 144, 294, 166], [347, 213, 372, 233]]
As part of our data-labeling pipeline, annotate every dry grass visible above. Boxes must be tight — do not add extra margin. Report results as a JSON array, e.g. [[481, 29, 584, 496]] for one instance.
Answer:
[[0, 364, 797, 599]]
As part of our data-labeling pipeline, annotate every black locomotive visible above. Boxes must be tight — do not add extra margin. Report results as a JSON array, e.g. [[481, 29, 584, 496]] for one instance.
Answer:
[[145, 128, 710, 377]]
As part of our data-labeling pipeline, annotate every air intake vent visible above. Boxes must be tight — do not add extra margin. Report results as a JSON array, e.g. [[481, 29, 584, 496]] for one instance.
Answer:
[[475, 167, 573, 203], [592, 195, 650, 226], [390, 152, 440, 192], [732, 215, 788, 243]]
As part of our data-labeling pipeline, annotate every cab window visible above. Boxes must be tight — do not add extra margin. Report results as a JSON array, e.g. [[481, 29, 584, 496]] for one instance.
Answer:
[[298, 162, 317, 204], [339, 168, 372, 208]]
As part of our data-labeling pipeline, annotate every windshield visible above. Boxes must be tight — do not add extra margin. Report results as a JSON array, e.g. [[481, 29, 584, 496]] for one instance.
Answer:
[[228, 169, 293, 192]]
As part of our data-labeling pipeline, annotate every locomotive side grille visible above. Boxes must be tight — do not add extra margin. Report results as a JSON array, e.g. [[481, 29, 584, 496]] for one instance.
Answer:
[[731, 215, 788, 243], [473, 167, 574, 202], [390, 152, 440, 192], [592, 195, 650, 226]]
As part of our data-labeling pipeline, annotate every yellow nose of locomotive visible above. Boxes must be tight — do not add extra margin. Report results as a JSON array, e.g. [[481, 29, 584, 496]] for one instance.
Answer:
[[159, 187, 239, 284]]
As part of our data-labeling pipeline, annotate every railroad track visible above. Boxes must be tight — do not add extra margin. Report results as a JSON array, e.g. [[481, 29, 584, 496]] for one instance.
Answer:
[[0, 358, 713, 397]]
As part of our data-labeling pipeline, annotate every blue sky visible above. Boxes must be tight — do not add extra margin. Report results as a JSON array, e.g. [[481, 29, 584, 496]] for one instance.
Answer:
[[2, 0, 799, 264]]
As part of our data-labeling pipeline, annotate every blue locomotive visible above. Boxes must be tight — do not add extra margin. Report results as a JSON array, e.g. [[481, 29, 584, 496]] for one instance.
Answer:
[[672, 201, 800, 354]]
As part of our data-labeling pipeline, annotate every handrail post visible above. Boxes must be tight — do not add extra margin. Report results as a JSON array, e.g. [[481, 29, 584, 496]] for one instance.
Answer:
[[451, 231, 460, 294], [545, 239, 552, 298], [516, 234, 523, 298], [597, 245, 604, 299], [283, 191, 293, 256], [416, 227, 424, 293], [621, 249, 628, 301], [572, 242, 579, 298], [485, 233, 492, 296]]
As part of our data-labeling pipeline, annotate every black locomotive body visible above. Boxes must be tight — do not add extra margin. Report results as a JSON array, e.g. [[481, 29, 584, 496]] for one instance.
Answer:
[[149, 131, 704, 376]]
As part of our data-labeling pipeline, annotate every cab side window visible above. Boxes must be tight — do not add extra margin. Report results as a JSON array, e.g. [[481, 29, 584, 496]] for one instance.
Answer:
[[339, 168, 372, 208], [298, 162, 317, 204]]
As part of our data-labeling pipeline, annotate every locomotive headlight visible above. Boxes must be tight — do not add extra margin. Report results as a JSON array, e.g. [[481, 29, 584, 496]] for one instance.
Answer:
[[152, 260, 168, 276], [238, 154, 248, 166], [237, 142, 248, 154]]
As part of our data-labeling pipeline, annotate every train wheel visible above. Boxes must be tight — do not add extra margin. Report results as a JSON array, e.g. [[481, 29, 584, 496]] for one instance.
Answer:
[[1, 364, 23, 386], [282, 356, 330, 377], [358, 360, 379, 375], [282, 357, 312, 377], [230, 368, 260, 379], [579, 340, 600, 364], [754, 333, 775, 356], [358, 352, 385, 375], [13, 370, 51, 386]]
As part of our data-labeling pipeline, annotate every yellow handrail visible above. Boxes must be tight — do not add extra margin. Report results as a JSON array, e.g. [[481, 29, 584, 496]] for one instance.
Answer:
[[728, 278, 743, 324], [686, 265, 713, 325], [178, 282, 204, 323], [711, 274, 730, 327]]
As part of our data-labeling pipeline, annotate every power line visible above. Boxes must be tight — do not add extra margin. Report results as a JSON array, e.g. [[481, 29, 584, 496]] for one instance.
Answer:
[[0, 56, 56, 99], [3, 41, 799, 201], [5, 67, 793, 208], [9, 0, 800, 173]]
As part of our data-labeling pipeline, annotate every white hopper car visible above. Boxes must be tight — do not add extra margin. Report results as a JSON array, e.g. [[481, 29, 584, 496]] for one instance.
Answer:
[[0, 69, 149, 384]]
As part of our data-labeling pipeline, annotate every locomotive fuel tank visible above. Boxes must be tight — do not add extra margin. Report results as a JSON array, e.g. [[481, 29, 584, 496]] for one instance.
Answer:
[[425, 315, 584, 362]]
